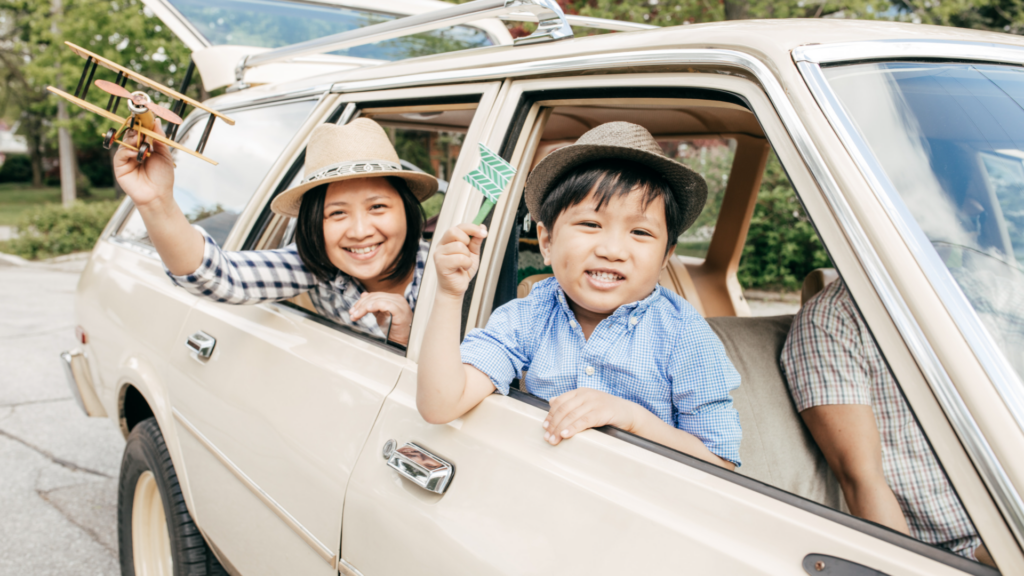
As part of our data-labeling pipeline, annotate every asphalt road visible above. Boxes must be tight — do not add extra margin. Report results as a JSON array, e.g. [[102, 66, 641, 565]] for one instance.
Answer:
[[0, 255, 123, 575]]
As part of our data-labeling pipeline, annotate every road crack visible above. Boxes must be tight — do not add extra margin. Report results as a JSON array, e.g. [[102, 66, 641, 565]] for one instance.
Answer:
[[0, 428, 112, 478], [36, 485, 118, 555], [0, 397, 71, 408]]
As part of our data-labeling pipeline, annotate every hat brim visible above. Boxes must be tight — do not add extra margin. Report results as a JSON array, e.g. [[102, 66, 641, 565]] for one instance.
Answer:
[[524, 144, 708, 234], [270, 170, 439, 218]]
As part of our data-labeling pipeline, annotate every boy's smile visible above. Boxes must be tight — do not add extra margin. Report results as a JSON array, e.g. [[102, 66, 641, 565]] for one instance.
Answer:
[[538, 186, 673, 336]]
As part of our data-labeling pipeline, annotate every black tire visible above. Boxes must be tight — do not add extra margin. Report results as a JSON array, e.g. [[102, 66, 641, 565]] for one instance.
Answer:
[[118, 417, 227, 576], [136, 142, 150, 163], [103, 128, 117, 150]]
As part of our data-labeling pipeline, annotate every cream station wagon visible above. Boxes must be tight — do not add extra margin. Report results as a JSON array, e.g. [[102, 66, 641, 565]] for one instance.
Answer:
[[60, 0, 1024, 574]]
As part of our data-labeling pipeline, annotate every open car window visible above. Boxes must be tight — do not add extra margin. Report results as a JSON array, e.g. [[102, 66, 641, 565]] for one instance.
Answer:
[[488, 92, 992, 572]]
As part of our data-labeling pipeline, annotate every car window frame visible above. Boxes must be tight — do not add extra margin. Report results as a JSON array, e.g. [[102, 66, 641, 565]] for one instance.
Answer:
[[243, 82, 505, 356], [464, 72, 1006, 575]]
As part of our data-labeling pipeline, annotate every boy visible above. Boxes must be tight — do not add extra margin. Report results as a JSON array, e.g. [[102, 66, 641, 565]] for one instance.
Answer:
[[418, 122, 741, 469]]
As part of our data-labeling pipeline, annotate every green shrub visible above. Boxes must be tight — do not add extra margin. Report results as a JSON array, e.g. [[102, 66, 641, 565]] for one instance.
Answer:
[[737, 153, 832, 291], [0, 200, 120, 260], [0, 155, 33, 183]]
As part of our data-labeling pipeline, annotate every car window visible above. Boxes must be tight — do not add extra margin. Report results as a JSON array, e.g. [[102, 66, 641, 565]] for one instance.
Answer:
[[164, 0, 493, 60], [493, 95, 988, 570], [117, 98, 317, 247], [254, 101, 477, 351]]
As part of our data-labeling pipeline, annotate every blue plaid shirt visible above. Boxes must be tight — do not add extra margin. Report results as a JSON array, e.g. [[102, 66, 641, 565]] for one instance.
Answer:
[[461, 277, 743, 466], [167, 226, 428, 338]]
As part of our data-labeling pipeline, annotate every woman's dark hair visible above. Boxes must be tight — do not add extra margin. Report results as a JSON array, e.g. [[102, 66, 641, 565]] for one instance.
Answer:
[[537, 159, 684, 255], [295, 176, 425, 284]]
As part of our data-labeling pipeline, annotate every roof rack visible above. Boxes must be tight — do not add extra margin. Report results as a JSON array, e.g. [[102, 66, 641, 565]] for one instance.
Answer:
[[230, 0, 656, 91]]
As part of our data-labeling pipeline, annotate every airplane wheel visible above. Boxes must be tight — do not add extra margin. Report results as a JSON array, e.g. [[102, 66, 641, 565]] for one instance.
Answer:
[[103, 128, 117, 150], [136, 142, 150, 163]]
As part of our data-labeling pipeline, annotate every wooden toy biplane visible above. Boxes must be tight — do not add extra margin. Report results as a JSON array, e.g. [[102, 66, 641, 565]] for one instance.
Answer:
[[47, 42, 235, 165]]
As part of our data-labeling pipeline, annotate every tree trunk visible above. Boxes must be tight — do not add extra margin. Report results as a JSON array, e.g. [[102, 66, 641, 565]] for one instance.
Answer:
[[723, 0, 749, 20], [25, 120, 44, 188]]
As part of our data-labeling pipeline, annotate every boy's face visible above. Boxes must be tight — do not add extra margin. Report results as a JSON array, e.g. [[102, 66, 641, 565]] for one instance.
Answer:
[[538, 187, 674, 321]]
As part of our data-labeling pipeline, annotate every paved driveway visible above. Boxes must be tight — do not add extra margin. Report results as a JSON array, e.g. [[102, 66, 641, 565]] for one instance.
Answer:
[[0, 256, 123, 575]]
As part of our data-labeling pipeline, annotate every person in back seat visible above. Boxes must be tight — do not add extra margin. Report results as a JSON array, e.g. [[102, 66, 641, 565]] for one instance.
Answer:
[[417, 122, 742, 469], [781, 278, 991, 565]]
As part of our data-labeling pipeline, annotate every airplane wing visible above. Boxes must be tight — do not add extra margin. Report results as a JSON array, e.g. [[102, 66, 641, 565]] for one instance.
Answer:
[[47, 86, 219, 166], [64, 41, 236, 127]]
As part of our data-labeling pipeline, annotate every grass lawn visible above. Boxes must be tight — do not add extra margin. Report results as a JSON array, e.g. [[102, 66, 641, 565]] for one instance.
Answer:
[[0, 183, 118, 226]]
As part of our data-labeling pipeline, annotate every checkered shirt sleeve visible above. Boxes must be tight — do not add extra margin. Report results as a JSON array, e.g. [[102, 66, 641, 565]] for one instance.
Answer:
[[167, 227, 317, 304]]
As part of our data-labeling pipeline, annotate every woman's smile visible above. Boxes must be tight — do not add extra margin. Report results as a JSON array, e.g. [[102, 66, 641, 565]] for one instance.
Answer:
[[343, 242, 383, 259]]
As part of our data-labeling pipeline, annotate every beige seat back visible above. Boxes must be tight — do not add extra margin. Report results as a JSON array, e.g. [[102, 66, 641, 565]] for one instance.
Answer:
[[516, 257, 706, 316], [707, 315, 845, 510]]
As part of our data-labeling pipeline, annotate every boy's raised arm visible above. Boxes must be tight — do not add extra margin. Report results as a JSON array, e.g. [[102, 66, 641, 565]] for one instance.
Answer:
[[417, 224, 496, 424]]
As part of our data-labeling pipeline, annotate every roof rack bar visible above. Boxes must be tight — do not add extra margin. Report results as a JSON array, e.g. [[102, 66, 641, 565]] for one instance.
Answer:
[[558, 15, 657, 33], [231, 0, 625, 91]]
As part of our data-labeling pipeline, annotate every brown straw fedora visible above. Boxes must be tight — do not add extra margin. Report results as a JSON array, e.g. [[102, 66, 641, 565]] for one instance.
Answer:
[[524, 122, 708, 233], [271, 119, 439, 218]]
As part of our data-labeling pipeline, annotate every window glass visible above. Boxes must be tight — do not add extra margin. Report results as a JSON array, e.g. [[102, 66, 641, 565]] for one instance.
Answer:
[[166, 0, 493, 60], [666, 138, 735, 258], [118, 99, 317, 246], [823, 62, 1024, 380]]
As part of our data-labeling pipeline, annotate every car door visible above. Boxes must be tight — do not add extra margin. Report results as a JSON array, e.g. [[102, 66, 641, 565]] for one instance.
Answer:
[[169, 83, 504, 576], [339, 70, 1015, 575]]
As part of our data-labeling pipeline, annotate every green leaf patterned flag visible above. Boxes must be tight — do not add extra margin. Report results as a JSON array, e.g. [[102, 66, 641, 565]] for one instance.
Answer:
[[464, 143, 516, 225]]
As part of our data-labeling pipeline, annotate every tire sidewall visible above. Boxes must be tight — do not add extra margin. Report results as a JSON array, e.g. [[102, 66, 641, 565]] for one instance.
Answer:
[[117, 418, 178, 576]]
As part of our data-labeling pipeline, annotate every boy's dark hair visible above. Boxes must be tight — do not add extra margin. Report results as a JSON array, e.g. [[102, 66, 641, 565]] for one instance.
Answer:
[[295, 176, 425, 283], [536, 159, 684, 255]]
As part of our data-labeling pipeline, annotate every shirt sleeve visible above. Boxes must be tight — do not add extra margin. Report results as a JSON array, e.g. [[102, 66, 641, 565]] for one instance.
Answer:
[[670, 316, 743, 467], [780, 292, 873, 412], [459, 298, 531, 395], [166, 226, 319, 305]]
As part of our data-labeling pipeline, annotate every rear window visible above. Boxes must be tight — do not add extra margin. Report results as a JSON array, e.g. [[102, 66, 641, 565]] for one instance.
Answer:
[[165, 0, 494, 60], [118, 98, 316, 246]]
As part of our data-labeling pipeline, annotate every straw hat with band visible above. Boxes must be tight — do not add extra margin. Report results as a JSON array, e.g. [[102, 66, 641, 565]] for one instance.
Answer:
[[524, 122, 708, 233], [271, 118, 438, 218]]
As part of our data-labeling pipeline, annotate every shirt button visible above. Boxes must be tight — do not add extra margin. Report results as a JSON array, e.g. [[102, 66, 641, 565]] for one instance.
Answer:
[[569, 320, 577, 329], [586, 366, 595, 376], [630, 317, 638, 326]]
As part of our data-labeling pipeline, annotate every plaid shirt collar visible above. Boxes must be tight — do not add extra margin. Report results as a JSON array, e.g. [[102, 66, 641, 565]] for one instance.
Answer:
[[323, 239, 429, 312]]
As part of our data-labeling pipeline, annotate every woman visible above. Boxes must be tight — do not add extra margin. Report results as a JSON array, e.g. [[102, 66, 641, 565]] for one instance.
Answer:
[[114, 118, 439, 346]]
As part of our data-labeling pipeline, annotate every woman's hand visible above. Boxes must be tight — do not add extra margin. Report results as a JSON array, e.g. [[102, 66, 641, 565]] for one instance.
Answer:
[[542, 389, 639, 446], [433, 223, 487, 299], [350, 291, 414, 345], [112, 124, 175, 209]]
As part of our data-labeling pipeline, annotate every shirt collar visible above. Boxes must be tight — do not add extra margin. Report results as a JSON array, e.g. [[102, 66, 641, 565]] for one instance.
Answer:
[[326, 239, 429, 306]]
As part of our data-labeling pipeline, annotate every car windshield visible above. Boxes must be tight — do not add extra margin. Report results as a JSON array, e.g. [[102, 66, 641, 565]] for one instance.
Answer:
[[823, 61, 1024, 380], [166, 0, 493, 60]]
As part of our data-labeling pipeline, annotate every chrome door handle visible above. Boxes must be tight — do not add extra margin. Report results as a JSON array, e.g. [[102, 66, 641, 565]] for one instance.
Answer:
[[186, 331, 216, 359], [384, 442, 454, 494]]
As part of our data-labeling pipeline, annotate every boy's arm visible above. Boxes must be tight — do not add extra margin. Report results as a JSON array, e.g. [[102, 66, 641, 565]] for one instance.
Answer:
[[417, 224, 496, 424], [544, 389, 735, 470]]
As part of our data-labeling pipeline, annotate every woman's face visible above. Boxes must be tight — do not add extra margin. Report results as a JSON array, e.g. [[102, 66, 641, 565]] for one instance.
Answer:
[[322, 177, 408, 283]]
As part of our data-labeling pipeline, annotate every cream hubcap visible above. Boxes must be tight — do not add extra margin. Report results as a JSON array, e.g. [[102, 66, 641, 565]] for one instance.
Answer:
[[132, 471, 173, 576]]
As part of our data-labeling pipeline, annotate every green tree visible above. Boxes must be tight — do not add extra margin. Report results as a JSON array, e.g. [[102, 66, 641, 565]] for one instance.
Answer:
[[0, 0, 197, 192]]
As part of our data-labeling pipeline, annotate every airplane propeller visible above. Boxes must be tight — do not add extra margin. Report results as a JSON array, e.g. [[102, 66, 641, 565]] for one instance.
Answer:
[[93, 79, 183, 125]]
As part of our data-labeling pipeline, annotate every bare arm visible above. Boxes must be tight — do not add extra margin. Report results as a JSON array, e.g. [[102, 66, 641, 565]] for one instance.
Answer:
[[801, 404, 910, 534], [416, 224, 495, 424], [113, 126, 204, 275], [544, 388, 734, 469]]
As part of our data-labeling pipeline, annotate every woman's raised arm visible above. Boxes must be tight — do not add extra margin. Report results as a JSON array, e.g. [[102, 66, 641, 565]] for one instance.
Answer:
[[113, 126, 205, 276]]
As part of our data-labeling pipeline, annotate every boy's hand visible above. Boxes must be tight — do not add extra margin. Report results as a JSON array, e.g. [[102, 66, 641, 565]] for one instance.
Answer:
[[112, 123, 175, 209], [433, 223, 487, 298], [543, 389, 639, 446], [349, 291, 413, 345]]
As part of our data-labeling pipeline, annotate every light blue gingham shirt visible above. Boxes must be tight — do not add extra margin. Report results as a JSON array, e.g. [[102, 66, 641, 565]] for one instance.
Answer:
[[461, 277, 743, 466]]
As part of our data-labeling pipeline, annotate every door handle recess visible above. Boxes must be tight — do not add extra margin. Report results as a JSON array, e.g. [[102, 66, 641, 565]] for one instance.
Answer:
[[384, 442, 454, 494], [186, 331, 216, 359]]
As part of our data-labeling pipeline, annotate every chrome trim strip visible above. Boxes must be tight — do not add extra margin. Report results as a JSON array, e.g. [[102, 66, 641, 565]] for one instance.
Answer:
[[171, 408, 337, 566], [107, 235, 159, 259], [795, 57, 1024, 541], [561, 14, 657, 32], [328, 45, 1024, 539], [337, 558, 365, 576], [793, 39, 1024, 67]]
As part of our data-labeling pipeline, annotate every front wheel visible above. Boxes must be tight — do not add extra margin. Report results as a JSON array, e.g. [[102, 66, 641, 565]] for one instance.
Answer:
[[136, 142, 150, 163], [103, 128, 117, 150], [118, 417, 227, 576]]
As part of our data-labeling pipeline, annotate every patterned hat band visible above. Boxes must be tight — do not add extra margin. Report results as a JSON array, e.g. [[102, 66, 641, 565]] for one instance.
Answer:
[[303, 159, 403, 184]]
